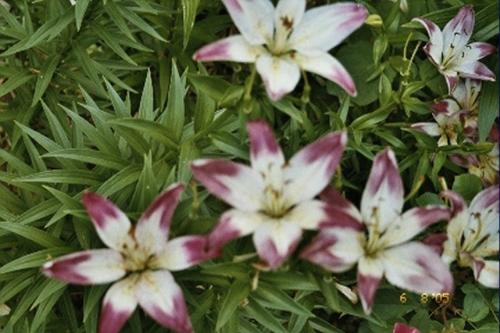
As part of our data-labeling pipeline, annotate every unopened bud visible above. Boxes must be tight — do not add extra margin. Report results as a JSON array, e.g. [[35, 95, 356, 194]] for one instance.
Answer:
[[365, 14, 383, 27]]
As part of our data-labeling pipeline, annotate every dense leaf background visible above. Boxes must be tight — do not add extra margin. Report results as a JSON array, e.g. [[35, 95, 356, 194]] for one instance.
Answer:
[[0, 0, 498, 332]]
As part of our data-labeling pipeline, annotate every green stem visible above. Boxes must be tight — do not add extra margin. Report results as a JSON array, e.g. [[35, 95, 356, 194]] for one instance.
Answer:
[[243, 65, 257, 103]]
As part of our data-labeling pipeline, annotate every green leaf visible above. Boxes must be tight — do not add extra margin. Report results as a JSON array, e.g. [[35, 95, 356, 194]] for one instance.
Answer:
[[478, 81, 499, 142], [74, 0, 90, 30], [254, 283, 312, 317], [15, 170, 102, 185], [118, 6, 166, 42], [0, 272, 35, 304], [138, 69, 154, 120], [188, 74, 244, 106], [216, 279, 251, 331], [92, 24, 137, 65], [108, 118, 177, 150], [178, 141, 199, 183], [462, 288, 490, 322], [163, 61, 186, 142], [0, 248, 73, 275], [31, 55, 61, 106], [30, 279, 67, 309], [43, 148, 127, 170], [0, 72, 33, 98], [452, 174, 483, 201], [244, 298, 287, 333], [0, 222, 65, 248], [182, 0, 199, 49]]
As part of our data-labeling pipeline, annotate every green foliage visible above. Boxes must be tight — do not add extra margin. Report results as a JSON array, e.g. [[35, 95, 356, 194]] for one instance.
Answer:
[[0, 0, 498, 333]]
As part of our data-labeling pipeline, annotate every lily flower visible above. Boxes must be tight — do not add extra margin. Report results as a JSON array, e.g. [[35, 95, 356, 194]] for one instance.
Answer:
[[42, 184, 214, 333], [193, 0, 368, 100], [411, 101, 463, 146], [393, 323, 420, 333], [300, 149, 452, 314], [191, 120, 347, 269], [413, 6, 496, 92], [441, 187, 499, 288], [450, 143, 499, 186]]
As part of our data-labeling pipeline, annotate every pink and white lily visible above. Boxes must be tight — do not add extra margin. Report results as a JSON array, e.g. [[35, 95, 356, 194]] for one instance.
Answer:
[[300, 149, 453, 314], [193, 0, 368, 100], [43, 184, 214, 333], [441, 187, 499, 288], [451, 143, 499, 186], [411, 101, 463, 146], [192, 120, 347, 269], [393, 323, 420, 333], [411, 79, 482, 145], [413, 6, 496, 92]]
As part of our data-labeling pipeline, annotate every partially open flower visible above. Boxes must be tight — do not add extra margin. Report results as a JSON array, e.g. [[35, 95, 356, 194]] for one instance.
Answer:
[[193, 0, 368, 100], [301, 149, 452, 314], [192, 120, 346, 269], [441, 187, 499, 288], [412, 79, 483, 145], [451, 143, 499, 186], [413, 6, 496, 92], [411, 101, 463, 146], [42, 184, 214, 333]]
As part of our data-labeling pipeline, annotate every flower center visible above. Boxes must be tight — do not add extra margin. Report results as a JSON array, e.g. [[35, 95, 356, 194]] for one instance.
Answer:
[[441, 32, 469, 70], [121, 243, 154, 272], [259, 163, 293, 218], [364, 208, 385, 256], [262, 186, 292, 218]]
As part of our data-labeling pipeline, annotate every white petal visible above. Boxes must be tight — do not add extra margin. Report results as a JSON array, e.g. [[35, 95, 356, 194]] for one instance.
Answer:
[[222, 0, 274, 45], [82, 193, 133, 251], [412, 18, 443, 66], [274, 0, 305, 50], [380, 206, 450, 248], [456, 61, 496, 82], [191, 159, 265, 211], [42, 249, 125, 285], [360, 149, 404, 232], [246, 120, 285, 176], [382, 242, 453, 294], [286, 200, 335, 230], [453, 78, 481, 112], [320, 187, 364, 226], [440, 190, 469, 264], [99, 277, 138, 333], [154, 235, 214, 271], [134, 183, 184, 254], [442, 5, 474, 57], [193, 35, 263, 62], [296, 51, 357, 96], [460, 42, 496, 64], [444, 73, 459, 93], [208, 209, 263, 249], [301, 227, 365, 272], [410, 122, 441, 136], [253, 220, 302, 268], [466, 186, 499, 254], [289, 3, 368, 52], [255, 54, 301, 101], [284, 131, 347, 204], [137, 270, 193, 333], [357, 256, 384, 314], [472, 259, 499, 288]]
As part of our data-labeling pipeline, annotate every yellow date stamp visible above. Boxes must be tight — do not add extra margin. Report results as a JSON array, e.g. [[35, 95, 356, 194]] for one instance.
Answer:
[[399, 292, 451, 304]]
